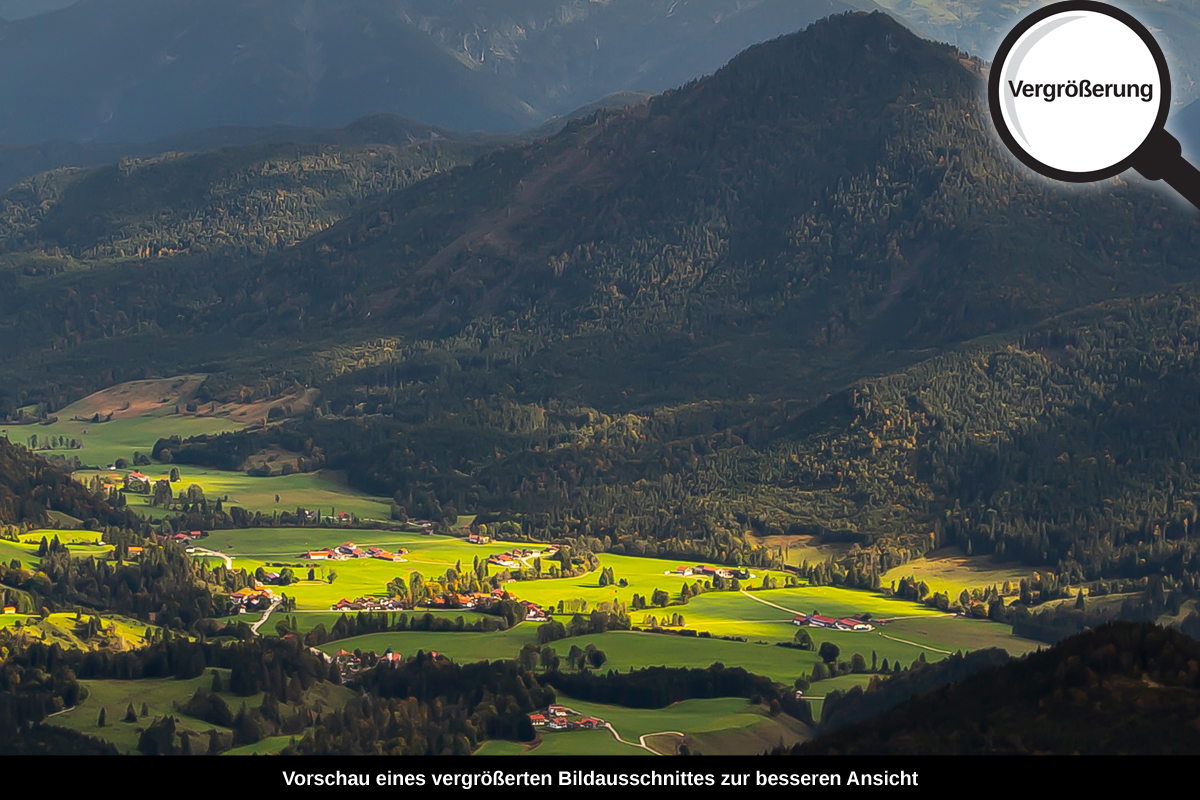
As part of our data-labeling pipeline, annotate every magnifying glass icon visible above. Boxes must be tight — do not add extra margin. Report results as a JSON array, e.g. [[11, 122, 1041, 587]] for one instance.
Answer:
[[989, 0, 1200, 209]]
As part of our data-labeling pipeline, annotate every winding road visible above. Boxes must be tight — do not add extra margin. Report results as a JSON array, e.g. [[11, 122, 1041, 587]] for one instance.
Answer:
[[190, 547, 232, 569], [249, 598, 282, 636], [602, 723, 685, 755]]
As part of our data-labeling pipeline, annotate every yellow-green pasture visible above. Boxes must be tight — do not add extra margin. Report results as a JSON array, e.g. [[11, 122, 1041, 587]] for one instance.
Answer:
[[880, 546, 1034, 597], [4, 413, 242, 472], [77, 465, 394, 521], [208, 529, 1038, 656], [1, 529, 111, 568], [0, 612, 167, 651], [317, 623, 1013, 686]]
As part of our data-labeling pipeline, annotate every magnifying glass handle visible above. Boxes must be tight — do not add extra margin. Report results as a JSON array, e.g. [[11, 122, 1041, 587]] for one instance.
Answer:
[[1132, 129, 1200, 210]]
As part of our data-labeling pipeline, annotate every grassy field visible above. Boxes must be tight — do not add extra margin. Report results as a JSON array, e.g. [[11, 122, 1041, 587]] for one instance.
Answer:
[[48, 670, 354, 755], [879, 547, 1034, 596], [881, 616, 1043, 657], [6, 412, 243, 470], [324, 628, 925, 684], [547, 694, 812, 755], [49, 671, 240, 754], [211, 529, 942, 635], [528, 729, 652, 756], [224, 735, 295, 756], [475, 739, 533, 755], [0, 529, 111, 569], [0, 612, 166, 651], [2, 375, 393, 520], [265, 609, 496, 636], [745, 533, 852, 567]]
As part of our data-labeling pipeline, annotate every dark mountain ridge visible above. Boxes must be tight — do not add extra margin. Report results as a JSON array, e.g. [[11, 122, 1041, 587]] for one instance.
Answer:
[[789, 622, 1200, 754]]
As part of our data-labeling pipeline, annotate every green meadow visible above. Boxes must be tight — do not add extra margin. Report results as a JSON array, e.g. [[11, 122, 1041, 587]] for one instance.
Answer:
[[6, 413, 242, 471], [3, 379, 393, 520], [1, 529, 111, 569], [528, 729, 652, 756], [879, 546, 1034, 596], [77, 465, 394, 521], [545, 694, 812, 755], [48, 671, 354, 754], [323, 627, 938, 684], [223, 735, 296, 756]]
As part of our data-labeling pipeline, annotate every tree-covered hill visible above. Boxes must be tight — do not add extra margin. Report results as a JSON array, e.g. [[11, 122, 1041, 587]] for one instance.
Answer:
[[0, 438, 134, 528], [786, 622, 1200, 754], [5, 12, 1200, 596], [7, 12, 1200, 402], [0, 138, 483, 268]]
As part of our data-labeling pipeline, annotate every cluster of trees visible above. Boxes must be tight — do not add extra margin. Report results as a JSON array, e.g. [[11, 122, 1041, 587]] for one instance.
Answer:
[[284, 655, 555, 755], [0, 142, 479, 265], [295, 610, 511, 647]]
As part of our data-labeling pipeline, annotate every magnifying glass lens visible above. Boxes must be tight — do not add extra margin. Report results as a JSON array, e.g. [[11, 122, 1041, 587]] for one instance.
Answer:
[[998, 10, 1163, 175]]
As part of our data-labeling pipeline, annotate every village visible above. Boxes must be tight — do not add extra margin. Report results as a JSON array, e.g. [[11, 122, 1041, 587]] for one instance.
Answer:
[[301, 541, 408, 563], [484, 544, 559, 570], [528, 704, 607, 732], [326, 647, 443, 676]]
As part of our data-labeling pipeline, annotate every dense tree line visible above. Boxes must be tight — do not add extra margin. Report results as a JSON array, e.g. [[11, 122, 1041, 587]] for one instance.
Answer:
[[779, 622, 1200, 754]]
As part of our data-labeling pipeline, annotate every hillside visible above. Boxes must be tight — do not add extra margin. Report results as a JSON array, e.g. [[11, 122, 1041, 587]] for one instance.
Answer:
[[0, 0, 860, 144], [2, 12, 1200, 593], [789, 622, 1200, 754], [0, 138, 483, 268], [0, 438, 132, 527]]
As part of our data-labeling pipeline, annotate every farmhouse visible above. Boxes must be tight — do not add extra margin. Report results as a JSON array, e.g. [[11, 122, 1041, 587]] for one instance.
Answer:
[[838, 618, 874, 631], [674, 565, 694, 576], [124, 472, 152, 493], [547, 705, 568, 718], [2, 607, 15, 615], [794, 611, 874, 631], [379, 649, 403, 665], [372, 550, 404, 562], [529, 714, 547, 727], [521, 601, 547, 621], [468, 533, 492, 544], [303, 548, 342, 561], [230, 586, 274, 611]]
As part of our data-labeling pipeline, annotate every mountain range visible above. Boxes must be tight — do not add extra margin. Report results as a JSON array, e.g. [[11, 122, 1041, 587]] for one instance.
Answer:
[[0, 0, 866, 144]]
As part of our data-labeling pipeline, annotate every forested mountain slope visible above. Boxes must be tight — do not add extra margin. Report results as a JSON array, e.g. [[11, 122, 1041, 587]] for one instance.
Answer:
[[787, 622, 1200, 754], [0, 139, 482, 268], [4, 13, 1200, 587], [0, 112, 473, 195]]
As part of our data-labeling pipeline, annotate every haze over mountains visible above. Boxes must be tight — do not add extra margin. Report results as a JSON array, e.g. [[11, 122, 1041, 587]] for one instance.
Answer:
[[0, 0, 865, 144]]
